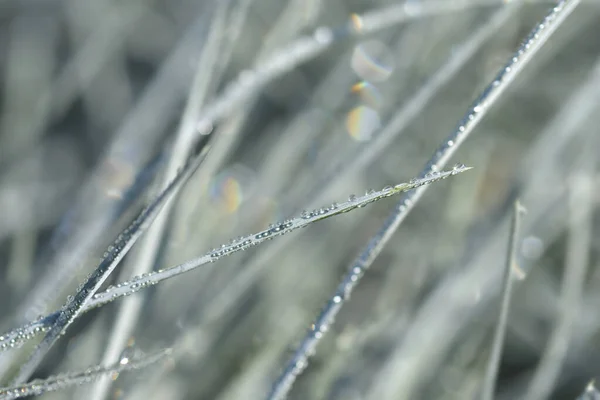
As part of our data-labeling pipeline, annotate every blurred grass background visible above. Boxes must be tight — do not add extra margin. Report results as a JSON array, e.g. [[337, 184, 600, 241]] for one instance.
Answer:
[[0, 0, 599, 399]]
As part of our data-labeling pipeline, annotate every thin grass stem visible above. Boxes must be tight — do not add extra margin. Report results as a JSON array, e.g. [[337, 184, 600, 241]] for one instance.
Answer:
[[481, 200, 526, 400], [86, 4, 232, 400], [0, 349, 170, 400], [0, 166, 471, 353], [9, 144, 210, 384]]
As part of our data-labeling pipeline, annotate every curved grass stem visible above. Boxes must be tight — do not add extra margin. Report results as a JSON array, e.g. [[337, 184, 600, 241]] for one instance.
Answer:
[[0, 166, 471, 354], [481, 200, 526, 400], [0, 349, 170, 400]]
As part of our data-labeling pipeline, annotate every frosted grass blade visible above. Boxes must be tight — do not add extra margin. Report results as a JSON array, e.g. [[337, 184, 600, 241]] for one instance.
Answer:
[[0, 165, 471, 353], [267, 1, 580, 399], [481, 201, 525, 400], [0, 349, 170, 400], [10, 142, 210, 383]]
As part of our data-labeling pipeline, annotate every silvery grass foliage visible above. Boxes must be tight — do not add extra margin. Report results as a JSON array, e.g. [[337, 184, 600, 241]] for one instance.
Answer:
[[0, 0, 598, 399]]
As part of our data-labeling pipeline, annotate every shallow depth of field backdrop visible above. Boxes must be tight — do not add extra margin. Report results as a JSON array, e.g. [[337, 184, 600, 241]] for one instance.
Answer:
[[0, 0, 599, 399]]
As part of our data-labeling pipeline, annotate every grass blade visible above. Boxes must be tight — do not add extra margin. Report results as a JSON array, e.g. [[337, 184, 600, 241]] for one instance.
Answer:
[[9, 143, 210, 384], [0, 349, 170, 400], [0, 165, 471, 353], [481, 201, 526, 400], [86, 3, 232, 400], [190, 0, 515, 139], [525, 164, 595, 400], [267, 1, 580, 399]]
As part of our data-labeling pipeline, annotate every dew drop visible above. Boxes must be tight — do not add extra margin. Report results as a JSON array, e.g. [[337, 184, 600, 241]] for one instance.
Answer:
[[314, 27, 333, 44], [295, 358, 307, 371], [196, 120, 213, 135], [452, 163, 465, 175], [346, 106, 381, 142], [351, 40, 395, 82], [521, 236, 544, 261], [119, 344, 136, 367], [351, 81, 383, 109], [209, 167, 248, 214], [349, 13, 364, 32]]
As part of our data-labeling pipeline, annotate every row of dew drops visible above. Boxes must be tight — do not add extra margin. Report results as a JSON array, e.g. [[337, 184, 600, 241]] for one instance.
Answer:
[[0, 165, 468, 355], [0, 348, 170, 400]]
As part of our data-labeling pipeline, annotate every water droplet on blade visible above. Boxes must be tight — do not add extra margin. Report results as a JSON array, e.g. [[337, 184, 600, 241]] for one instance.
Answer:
[[351, 40, 395, 82]]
